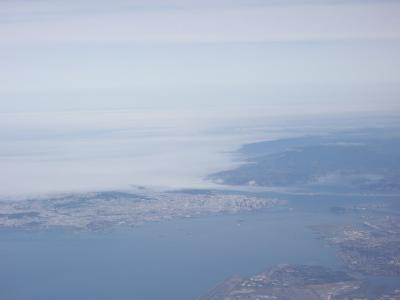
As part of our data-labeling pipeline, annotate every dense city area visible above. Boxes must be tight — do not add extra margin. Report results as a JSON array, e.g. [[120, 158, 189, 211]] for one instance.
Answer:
[[0, 189, 281, 231]]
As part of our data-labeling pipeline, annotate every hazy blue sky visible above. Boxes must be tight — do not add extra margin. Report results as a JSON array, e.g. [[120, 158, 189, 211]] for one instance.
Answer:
[[1, 0, 400, 113]]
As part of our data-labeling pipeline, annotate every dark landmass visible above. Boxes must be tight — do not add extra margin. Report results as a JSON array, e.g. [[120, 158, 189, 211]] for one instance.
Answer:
[[199, 264, 400, 300], [312, 214, 400, 276], [209, 128, 400, 193]]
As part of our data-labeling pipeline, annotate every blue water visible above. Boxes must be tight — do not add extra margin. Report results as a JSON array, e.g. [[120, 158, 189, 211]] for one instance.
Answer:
[[0, 202, 352, 300], [2, 126, 399, 299]]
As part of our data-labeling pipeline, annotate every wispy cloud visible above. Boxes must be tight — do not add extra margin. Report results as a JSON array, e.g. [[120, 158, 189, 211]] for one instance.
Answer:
[[1, 0, 399, 44]]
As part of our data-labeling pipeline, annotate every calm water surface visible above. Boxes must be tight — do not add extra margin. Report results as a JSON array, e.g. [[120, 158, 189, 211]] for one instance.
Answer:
[[0, 197, 359, 300]]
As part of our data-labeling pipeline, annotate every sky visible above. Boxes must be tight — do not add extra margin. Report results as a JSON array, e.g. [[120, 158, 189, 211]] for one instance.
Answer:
[[0, 0, 400, 196], [1, 0, 400, 112]]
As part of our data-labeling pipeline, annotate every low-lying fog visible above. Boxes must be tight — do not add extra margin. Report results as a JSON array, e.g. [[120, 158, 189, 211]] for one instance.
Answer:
[[1, 105, 397, 198]]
